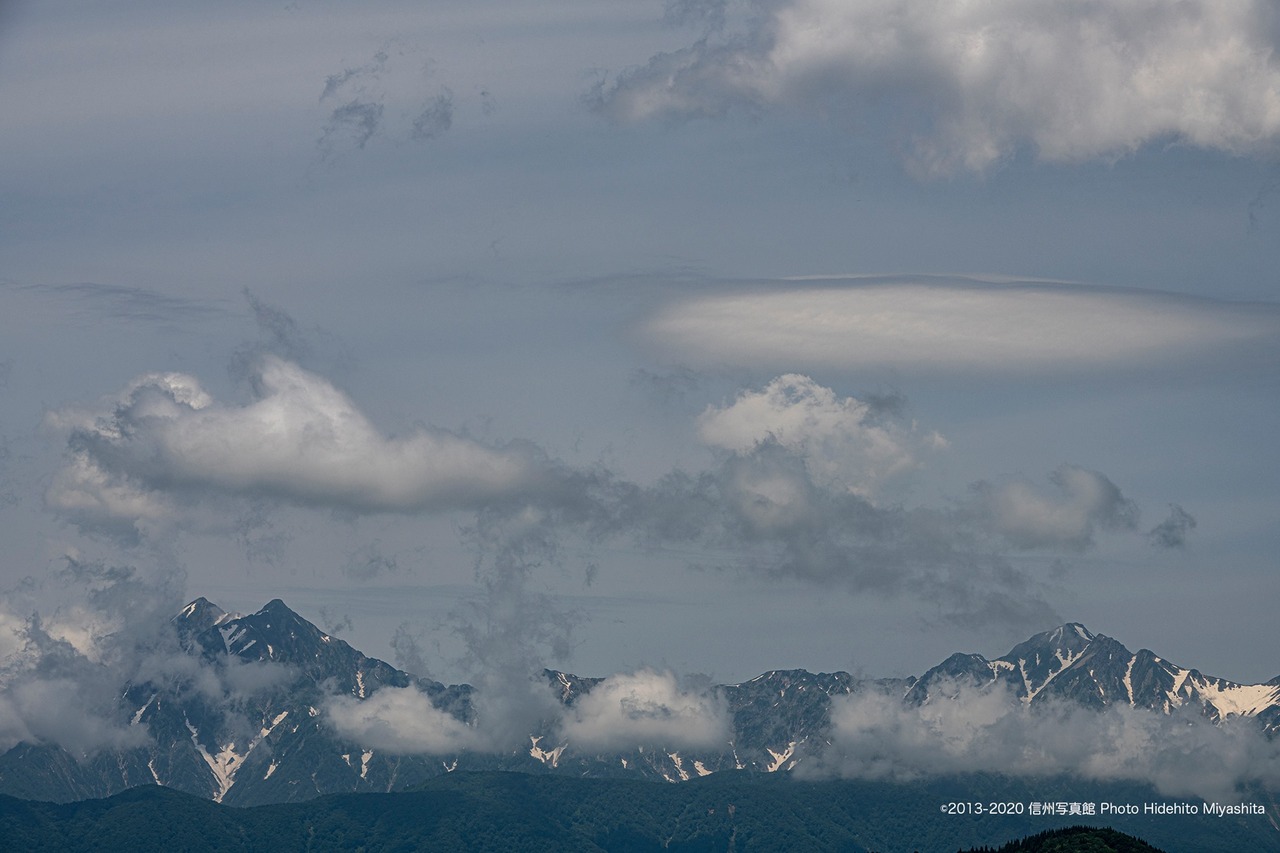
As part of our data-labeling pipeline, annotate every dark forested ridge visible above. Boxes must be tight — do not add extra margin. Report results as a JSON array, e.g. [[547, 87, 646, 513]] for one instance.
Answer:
[[0, 772, 1272, 853], [957, 825, 1166, 852]]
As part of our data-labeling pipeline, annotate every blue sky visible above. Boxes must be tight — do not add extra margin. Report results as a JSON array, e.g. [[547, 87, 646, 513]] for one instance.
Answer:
[[1, 0, 1278, 687]]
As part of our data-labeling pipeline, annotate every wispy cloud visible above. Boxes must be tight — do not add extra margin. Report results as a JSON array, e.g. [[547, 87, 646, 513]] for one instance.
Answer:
[[19, 282, 233, 325]]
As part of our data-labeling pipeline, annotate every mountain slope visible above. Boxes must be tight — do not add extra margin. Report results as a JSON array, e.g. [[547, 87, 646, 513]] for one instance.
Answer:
[[1, 599, 1277, 806], [3, 772, 1275, 852]]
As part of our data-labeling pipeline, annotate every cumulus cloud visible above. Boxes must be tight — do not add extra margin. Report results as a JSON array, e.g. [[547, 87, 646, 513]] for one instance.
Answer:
[[645, 278, 1280, 375], [697, 374, 945, 498], [557, 669, 730, 752], [324, 686, 480, 754], [808, 679, 1280, 801], [967, 465, 1139, 551], [597, 0, 1280, 175], [45, 356, 550, 537]]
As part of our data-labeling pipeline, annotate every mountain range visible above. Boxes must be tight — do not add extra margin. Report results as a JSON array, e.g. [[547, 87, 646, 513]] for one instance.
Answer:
[[1, 597, 1277, 807]]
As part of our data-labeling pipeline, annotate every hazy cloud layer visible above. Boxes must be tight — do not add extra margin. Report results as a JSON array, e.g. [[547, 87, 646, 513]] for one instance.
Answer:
[[598, 0, 1280, 175], [645, 279, 1280, 374], [809, 680, 1280, 801], [557, 669, 730, 752], [46, 356, 548, 537]]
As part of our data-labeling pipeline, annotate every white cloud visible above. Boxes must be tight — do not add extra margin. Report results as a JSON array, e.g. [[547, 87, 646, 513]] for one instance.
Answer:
[[697, 374, 945, 498], [601, 0, 1280, 174], [324, 686, 480, 755], [46, 357, 547, 534], [646, 279, 1280, 373], [558, 669, 730, 752]]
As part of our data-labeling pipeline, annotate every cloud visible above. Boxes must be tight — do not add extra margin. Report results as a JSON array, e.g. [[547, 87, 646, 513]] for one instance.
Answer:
[[46, 356, 550, 537], [342, 541, 400, 581], [697, 374, 946, 498], [614, 437, 1059, 628], [411, 90, 454, 141], [644, 278, 1280, 374], [24, 282, 232, 325], [596, 0, 1280, 175], [1148, 503, 1197, 549], [807, 679, 1280, 801], [557, 669, 730, 752], [320, 100, 384, 156], [967, 465, 1139, 551], [0, 678, 149, 757], [0, 560, 187, 756], [317, 42, 455, 159], [324, 686, 480, 754]]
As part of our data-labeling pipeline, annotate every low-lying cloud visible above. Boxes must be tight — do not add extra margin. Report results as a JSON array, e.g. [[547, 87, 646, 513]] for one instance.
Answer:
[[557, 669, 731, 752], [324, 686, 481, 755], [0, 561, 187, 756], [597, 0, 1280, 175], [808, 680, 1280, 801]]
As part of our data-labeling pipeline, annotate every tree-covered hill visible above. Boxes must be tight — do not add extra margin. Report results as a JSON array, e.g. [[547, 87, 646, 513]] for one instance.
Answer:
[[0, 772, 1273, 852], [957, 824, 1165, 852]]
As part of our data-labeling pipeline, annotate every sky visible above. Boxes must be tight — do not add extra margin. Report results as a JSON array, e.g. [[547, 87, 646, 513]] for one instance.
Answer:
[[1, 0, 1279, 691]]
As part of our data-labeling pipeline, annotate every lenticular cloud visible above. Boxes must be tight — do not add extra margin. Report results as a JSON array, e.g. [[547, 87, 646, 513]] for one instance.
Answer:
[[46, 356, 546, 535]]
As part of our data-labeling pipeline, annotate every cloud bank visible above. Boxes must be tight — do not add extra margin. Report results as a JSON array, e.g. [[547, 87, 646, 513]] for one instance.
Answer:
[[809, 680, 1280, 801], [597, 0, 1280, 175], [42, 358, 1185, 630]]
